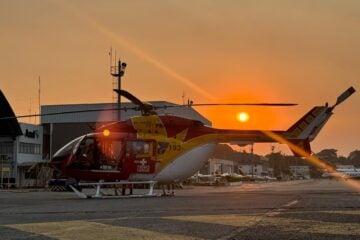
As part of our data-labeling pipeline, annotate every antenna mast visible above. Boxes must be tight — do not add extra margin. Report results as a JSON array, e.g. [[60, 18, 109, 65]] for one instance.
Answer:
[[29, 98, 32, 123], [38, 76, 41, 124], [110, 48, 126, 121]]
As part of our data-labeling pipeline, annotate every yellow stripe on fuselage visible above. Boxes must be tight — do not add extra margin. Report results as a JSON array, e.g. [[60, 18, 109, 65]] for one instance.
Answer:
[[129, 115, 280, 174]]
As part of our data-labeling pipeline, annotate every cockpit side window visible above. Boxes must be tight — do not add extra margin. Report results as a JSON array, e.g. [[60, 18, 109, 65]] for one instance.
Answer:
[[97, 140, 123, 166], [157, 142, 169, 155]]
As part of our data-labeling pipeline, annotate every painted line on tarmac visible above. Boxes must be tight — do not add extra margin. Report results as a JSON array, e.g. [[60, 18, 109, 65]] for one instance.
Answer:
[[266, 199, 299, 217], [164, 214, 261, 228], [6, 220, 203, 240]]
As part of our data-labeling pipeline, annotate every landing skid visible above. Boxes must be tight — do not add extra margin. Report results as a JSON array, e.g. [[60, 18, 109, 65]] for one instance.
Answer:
[[69, 180, 161, 199], [161, 184, 176, 197]]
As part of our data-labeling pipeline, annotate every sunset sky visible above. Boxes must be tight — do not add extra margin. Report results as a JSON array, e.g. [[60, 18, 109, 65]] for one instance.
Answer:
[[1, 0, 359, 156]]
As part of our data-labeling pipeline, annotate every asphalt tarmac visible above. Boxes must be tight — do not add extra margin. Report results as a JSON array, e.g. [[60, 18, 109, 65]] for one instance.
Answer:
[[0, 179, 359, 240]]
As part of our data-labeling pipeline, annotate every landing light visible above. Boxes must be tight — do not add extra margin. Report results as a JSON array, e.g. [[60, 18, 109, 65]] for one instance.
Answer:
[[103, 129, 110, 136]]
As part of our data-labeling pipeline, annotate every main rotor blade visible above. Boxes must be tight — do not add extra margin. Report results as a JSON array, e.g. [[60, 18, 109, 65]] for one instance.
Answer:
[[153, 103, 297, 110], [0, 102, 297, 120], [189, 103, 297, 107], [113, 89, 144, 108], [113, 89, 155, 115], [0, 107, 137, 120]]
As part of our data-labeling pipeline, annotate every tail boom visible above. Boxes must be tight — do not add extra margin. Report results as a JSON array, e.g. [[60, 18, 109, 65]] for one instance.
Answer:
[[213, 86, 355, 157]]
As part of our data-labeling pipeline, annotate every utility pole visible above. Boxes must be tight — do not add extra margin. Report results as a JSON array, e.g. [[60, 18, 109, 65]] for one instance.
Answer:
[[294, 155, 297, 179], [251, 144, 254, 179]]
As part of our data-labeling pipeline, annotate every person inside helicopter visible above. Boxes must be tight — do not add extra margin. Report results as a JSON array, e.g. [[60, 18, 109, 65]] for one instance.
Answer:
[[72, 138, 99, 169]]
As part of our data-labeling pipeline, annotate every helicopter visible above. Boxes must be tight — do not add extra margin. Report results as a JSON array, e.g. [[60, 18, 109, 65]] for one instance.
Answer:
[[45, 86, 355, 197]]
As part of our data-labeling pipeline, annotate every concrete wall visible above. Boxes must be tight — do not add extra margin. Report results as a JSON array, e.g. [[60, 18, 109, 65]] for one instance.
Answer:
[[209, 158, 234, 175], [289, 165, 310, 178], [238, 164, 267, 176]]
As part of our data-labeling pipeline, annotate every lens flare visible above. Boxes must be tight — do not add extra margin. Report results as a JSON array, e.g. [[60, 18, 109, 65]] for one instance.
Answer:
[[55, 1, 216, 101], [103, 129, 110, 136], [261, 130, 360, 191]]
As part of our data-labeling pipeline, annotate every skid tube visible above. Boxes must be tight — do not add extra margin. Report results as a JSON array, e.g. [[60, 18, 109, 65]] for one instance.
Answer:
[[69, 180, 160, 199]]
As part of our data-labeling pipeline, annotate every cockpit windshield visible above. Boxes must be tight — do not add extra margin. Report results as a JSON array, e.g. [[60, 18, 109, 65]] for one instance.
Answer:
[[53, 136, 84, 159]]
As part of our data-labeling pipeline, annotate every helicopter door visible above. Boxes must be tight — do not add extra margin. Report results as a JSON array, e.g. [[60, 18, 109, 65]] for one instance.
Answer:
[[123, 140, 157, 174], [69, 136, 124, 171]]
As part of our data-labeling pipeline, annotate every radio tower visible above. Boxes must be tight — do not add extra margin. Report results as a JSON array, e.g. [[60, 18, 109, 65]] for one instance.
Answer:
[[109, 48, 126, 121]]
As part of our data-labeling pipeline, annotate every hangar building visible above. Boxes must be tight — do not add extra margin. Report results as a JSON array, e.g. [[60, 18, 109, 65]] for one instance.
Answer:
[[0, 91, 43, 187]]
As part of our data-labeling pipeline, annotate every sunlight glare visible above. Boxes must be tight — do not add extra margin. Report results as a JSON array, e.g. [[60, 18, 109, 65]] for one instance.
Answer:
[[237, 112, 249, 123]]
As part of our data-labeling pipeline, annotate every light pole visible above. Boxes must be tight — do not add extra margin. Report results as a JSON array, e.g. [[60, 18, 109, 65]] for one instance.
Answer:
[[111, 60, 127, 121], [251, 144, 254, 179]]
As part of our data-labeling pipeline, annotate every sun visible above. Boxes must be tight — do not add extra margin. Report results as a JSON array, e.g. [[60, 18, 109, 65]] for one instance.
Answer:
[[237, 112, 250, 123]]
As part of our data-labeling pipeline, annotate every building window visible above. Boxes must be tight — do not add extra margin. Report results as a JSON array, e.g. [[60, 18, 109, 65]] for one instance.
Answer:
[[19, 142, 41, 155], [0, 142, 13, 154]]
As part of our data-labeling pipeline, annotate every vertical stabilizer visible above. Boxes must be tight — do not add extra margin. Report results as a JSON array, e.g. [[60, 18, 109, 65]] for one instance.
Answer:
[[287, 106, 331, 141], [286, 87, 355, 156]]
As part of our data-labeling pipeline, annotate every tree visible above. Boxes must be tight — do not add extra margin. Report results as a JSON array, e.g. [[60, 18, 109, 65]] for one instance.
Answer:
[[315, 149, 338, 166], [211, 144, 235, 159], [316, 149, 338, 159], [348, 150, 360, 162]]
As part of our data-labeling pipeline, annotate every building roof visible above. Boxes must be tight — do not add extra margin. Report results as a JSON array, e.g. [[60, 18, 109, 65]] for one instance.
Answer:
[[41, 101, 211, 125], [0, 90, 22, 137]]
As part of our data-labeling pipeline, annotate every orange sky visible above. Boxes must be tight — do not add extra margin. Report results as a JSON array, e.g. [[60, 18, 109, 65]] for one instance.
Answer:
[[0, 0, 359, 156]]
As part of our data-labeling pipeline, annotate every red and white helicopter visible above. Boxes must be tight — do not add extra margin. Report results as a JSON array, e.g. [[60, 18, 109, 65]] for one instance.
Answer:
[[46, 86, 354, 198]]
